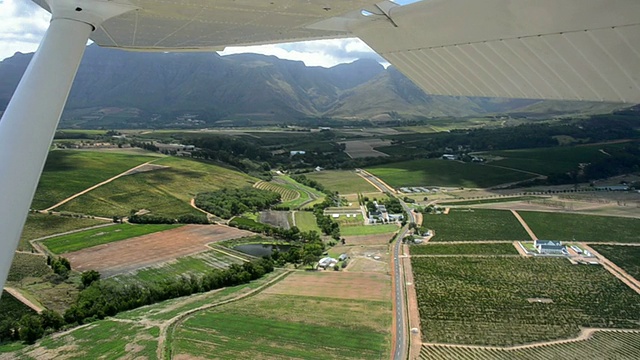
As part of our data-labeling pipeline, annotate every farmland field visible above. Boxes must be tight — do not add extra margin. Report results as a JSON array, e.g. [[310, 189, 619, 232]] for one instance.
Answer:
[[412, 257, 640, 346], [64, 225, 253, 277], [292, 211, 321, 233], [424, 209, 530, 241], [420, 331, 640, 359], [42, 223, 181, 254], [276, 176, 325, 209], [340, 224, 399, 236], [258, 210, 290, 229], [366, 159, 534, 188], [31, 150, 158, 209], [343, 233, 394, 246], [7, 253, 52, 282], [484, 144, 615, 176], [410, 243, 518, 256], [438, 196, 542, 206], [12, 320, 158, 359], [109, 249, 247, 285], [304, 170, 378, 194], [172, 271, 391, 359], [18, 213, 109, 251], [591, 245, 640, 280], [57, 156, 256, 218], [519, 212, 640, 243], [254, 180, 300, 202]]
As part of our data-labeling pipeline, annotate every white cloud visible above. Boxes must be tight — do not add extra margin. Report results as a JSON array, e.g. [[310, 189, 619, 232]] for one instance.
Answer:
[[0, 0, 51, 61], [0, 0, 388, 68]]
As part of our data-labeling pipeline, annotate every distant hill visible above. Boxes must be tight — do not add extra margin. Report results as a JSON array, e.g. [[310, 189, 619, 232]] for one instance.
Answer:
[[0, 45, 626, 126]]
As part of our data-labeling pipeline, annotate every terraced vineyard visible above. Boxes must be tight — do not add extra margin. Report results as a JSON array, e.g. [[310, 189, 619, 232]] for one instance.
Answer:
[[420, 331, 640, 359], [254, 180, 300, 202]]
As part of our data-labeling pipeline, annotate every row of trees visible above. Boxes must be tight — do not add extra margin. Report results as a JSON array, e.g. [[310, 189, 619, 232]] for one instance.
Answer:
[[127, 213, 209, 224]]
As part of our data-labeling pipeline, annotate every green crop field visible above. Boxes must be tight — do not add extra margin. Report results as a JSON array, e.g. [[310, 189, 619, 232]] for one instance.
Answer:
[[420, 331, 640, 360], [42, 223, 181, 254], [438, 196, 542, 206], [340, 224, 399, 236], [57, 156, 257, 218], [591, 245, 640, 280], [412, 257, 640, 346], [10, 320, 159, 359], [410, 243, 518, 256], [293, 211, 321, 233], [31, 150, 158, 209], [171, 293, 390, 359], [336, 214, 365, 227], [304, 170, 378, 194], [19, 213, 109, 251], [110, 250, 246, 285], [424, 209, 530, 241], [484, 144, 619, 176], [7, 253, 52, 282], [276, 176, 325, 209], [366, 159, 534, 188], [519, 212, 640, 243]]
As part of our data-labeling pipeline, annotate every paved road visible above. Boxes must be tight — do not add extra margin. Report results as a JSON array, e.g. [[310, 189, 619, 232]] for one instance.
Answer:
[[358, 170, 412, 360]]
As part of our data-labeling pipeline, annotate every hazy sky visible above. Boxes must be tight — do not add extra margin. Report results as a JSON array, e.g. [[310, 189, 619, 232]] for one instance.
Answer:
[[0, 0, 421, 67]]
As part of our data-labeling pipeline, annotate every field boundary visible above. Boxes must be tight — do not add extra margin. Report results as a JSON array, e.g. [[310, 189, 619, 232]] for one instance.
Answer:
[[43, 159, 159, 211], [511, 210, 538, 240], [422, 328, 640, 351], [581, 244, 640, 294], [3, 287, 44, 314], [161, 269, 293, 359]]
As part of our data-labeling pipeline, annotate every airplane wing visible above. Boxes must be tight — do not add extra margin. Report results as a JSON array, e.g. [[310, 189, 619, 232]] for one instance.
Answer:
[[30, 0, 640, 102]]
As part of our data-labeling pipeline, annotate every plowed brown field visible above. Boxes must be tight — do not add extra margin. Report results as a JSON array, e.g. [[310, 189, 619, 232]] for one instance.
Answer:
[[66, 225, 252, 276]]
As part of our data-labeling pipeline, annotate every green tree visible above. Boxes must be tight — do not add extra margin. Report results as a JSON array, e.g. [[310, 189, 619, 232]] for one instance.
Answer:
[[81, 270, 101, 288], [18, 315, 44, 344]]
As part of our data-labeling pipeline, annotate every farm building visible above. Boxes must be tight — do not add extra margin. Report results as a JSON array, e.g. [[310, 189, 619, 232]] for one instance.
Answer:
[[318, 257, 338, 269], [388, 214, 404, 221], [442, 154, 457, 160], [534, 240, 567, 255], [290, 150, 306, 156], [338, 253, 348, 261]]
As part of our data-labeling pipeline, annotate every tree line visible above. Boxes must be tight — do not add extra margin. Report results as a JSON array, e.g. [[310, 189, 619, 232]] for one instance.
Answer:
[[195, 187, 281, 219]]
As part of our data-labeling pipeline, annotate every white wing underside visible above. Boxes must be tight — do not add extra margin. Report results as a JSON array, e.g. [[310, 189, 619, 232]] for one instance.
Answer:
[[34, 0, 640, 103]]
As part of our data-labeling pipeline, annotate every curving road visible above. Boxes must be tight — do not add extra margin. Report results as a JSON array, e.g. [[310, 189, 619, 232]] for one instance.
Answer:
[[358, 170, 413, 360]]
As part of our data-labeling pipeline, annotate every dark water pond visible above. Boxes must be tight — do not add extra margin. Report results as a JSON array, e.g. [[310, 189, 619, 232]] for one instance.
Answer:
[[233, 244, 291, 257]]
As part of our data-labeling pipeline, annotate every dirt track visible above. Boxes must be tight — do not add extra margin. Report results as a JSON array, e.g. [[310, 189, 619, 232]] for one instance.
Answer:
[[581, 244, 640, 294], [65, 225, 252, 277], [3, 287, 44, 314]]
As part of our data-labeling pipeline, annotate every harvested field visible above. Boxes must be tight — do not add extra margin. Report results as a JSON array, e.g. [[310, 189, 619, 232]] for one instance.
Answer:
[[65, 225, 252, 277], [263, 271, 391, 302], [258, 210, 290, 229], [347, 257, 389, 273], [344, 233, 395, 246]]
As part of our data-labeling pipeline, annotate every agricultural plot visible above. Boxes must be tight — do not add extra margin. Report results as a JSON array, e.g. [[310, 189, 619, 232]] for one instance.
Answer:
[[293, 211, 321, 233], [258, 210, 291, 229], [304, 170, 378, 194], [519, 211, 640, 243], [342, 139, 391, 158], [343, 233, 395, 246], [275, 176, 325, 209], [420, 331, 640, 360], [412, 257, 640, 346], [254, 180, 300, 202], [484, 144, 614, 176], [335, 214, 365, 227], [340, 224, 399, 236], [31, 150, 157, 209], [57, 156, 256, 218], [438, 196, 542, 206], [172, 271, 391, 359], [424, 209, 530, 241], [591, 245, 640, 280], [109, 249, 246, 285], [64, 225, 253, 277], [18, 213, 109, 251], [42, 223, 180, 254], [366, 159, 534, 188], [410, 243, 518, 256], [7, 253, 51, 282], [11, 320, 158, 359], [263, 271, 390, 302]]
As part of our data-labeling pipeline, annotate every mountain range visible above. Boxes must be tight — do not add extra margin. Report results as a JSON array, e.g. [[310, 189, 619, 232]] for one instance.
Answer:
[[0, 45, 625, 126]]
